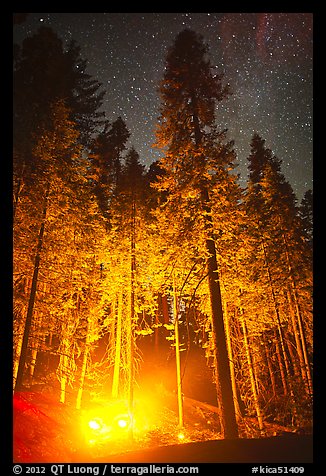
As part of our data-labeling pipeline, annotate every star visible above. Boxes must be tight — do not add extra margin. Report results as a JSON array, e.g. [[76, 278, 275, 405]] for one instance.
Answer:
[[13, 12, 313, 202]]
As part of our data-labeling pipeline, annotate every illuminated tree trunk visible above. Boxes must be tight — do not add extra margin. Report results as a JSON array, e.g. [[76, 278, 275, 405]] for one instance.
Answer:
[[112, 290, 123, 398], [262, 333, 277, 397], [261, 240, 294, 397], [289, 286, 312, 395], [282, 234, 312, 395], [76, 317, 90, 410], [287, 288, 311, 394], [128, 199, 136, 439], [46, 332, 53, 370], [58, 306, 76, 404], [13, 324, 24, 389], [173, 275, 184, 428], [201, 188, 239, 439], [239, 308, 264, 431], [156, 29, 239, 439], [60, 350, 68, 404], [223, 304, 242, 421], [15, 184, 50, 391], [28, 311, 45, 379], [29, 347, 38, 378], [285, 331, 301, 379], [220, 277, 242, 421], [275, 337, 288, 395], [154, 307, 160, 350]]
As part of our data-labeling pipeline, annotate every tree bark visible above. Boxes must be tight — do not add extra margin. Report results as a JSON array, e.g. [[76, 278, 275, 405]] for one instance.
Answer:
[[239, 308, 264, 431], [173, 275, 184, 428], [128, 197, 136, 439], [287, 288, 311, 394], [220, 276, 242, 421], [262, 333, 277, 397], [15, 184, 50, 391], [282, 234, 313, 395], [112, 290, 123, 398], [261, 240, 294, 396], [76, 316, 90, 410], [274, 337, 288, 395], [60, 356, 67, 404], [201, 187, 238, 438]]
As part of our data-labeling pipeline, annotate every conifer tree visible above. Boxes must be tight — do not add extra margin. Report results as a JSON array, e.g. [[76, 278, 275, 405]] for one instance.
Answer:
[[155, 29, 238, 438], [298, 190, 313, 248], [13, 29, 109, 394], [95, 147, 154, 406], [14, 100, 81, 390], [13, 26, 106, 223], [14, 26, 105, 154], [242, 133, 313, 424], [89, 117, 130, 220]]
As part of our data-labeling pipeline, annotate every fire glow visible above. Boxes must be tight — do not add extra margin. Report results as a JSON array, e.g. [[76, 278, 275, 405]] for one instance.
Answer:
[[81, 398, 147, 444], [80, 395, 190, 447]]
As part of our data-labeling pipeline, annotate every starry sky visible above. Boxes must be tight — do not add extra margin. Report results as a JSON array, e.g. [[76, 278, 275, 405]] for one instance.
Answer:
[[13, 12, 313, 202]]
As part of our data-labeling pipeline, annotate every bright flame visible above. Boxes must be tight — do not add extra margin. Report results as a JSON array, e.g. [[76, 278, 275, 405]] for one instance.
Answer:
[[88, 419, 101, 430], [177, 431, 185, 440], [117, 418, 128, 428], [81, 397, 155, 445], [88, 420, 101, 430]]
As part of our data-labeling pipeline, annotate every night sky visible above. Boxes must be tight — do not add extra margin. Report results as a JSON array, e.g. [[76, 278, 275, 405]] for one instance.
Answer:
[[13, 12, 313, 202]]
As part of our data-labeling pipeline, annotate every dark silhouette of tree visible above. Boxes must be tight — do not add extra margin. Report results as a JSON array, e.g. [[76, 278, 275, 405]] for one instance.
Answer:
[[89, 117, 130, 220], [298, 190, 313, 248], [13, 26, 105, 159]]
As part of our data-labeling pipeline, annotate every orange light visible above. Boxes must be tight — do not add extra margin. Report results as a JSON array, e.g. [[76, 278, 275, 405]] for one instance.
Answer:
[[177, 431, 185, 440], [81, 397, 154, 445], [88, 419, 101, 430]]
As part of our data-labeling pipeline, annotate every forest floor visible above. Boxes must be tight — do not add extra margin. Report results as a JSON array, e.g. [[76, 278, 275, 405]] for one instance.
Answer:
[[13, 386, 313, 464], [13, 345, 313, 463]]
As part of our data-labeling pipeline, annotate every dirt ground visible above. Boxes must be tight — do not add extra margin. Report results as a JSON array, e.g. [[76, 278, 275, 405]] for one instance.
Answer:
[[13, 389, 313, 464]]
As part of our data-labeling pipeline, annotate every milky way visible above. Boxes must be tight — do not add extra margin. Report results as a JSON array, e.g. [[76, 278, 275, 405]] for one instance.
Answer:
[[13, 12, 313, 202]]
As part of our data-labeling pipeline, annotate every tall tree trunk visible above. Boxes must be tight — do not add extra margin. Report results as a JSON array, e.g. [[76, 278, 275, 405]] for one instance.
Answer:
[[173, 275, 184, 428], [289, 284, 312, 395], [13, 321, 25, 389], [60, 350, 68, 404], [274, 336, 288, 395], [262, 333, 277, 397], [112, 290, 123, 398], [220, 276, 242, 421], [239, 308, 264, 431], [29, 347, 38, 379], [127, 198, 136, 439], [287, 288, 311, 394], [13, 160, 25, 222], [76, 316, 90, 410], [261, 240, 294, 395], [201, 187, 238, 438], [282, 234, 313, 395], [285, 331, 300, 379], [188, 89, 238, 438], [29, 310, 45, 379], [15, 184, 50, 391], [154, 305, 160, 350]]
